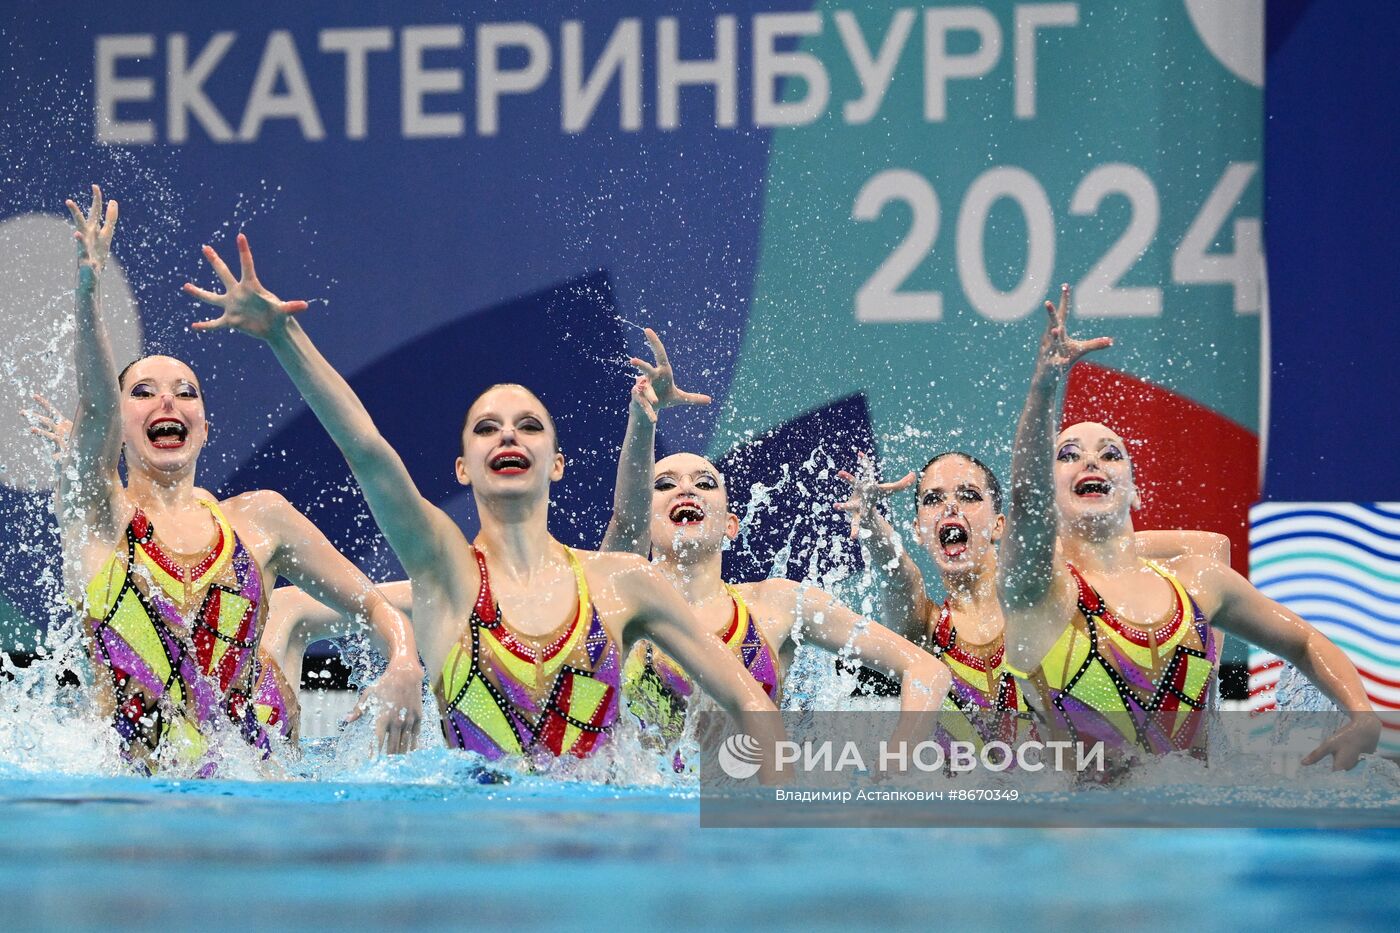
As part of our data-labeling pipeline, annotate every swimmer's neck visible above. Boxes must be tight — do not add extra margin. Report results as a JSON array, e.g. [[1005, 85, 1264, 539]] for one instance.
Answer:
[[125, 466, 203, 513], [652, 547, 728, 606], [942, 555, 1001, 619], [1061, 522, 1140, 576], [473, 493, 560, 581]]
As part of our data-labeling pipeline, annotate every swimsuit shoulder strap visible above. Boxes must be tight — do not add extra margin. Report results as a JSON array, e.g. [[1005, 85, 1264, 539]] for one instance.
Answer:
[[470, 546, 498, 625], [722, 582, 782, 700], [721, 582, 749, 648], [929, 599, 954, 654], [564, 547, 592, 620], [198, 497, 239, 581], [1142, 558, 1193, 614], [1063, 561, 1105, 618]]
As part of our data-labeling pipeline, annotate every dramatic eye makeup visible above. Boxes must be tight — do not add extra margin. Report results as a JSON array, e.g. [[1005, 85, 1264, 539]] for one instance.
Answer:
[[1056, 443, 1081, 461], [653, 475, 678, 491]]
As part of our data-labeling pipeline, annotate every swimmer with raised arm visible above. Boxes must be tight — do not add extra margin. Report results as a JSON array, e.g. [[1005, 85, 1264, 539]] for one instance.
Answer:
[[836, 453, 1229, 752], [601, 330, 949, 759], [25, 397, 414, 710], [59, 188, 422, 774], [996, 284, 1379, 768], [185, 235, 784, 773]]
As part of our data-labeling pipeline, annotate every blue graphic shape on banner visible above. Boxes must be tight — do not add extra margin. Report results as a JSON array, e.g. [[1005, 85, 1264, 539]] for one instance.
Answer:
[[716, 392, 874, 584]]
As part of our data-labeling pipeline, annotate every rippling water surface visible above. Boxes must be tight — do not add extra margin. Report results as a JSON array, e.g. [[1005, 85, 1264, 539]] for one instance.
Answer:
[[2, 758, 1399, 931]]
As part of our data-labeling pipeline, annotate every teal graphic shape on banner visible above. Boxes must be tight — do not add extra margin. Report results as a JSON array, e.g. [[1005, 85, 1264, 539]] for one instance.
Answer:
[[715, 1, 1262, 497]]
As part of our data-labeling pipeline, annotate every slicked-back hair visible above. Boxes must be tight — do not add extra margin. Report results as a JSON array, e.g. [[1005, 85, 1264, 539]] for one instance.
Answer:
[[461, 383, 560, 454], [117, 356, 202, 393], [917, 451, 1003, 514]]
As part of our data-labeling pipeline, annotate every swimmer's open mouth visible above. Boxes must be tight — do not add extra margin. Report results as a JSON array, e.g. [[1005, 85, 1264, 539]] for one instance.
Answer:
[[669, 501, 705, 524], [146, 418, 188, 449], [937, 520, 969, 557], [489, 450, 530, 474], [1074, 476, 1111, 497]]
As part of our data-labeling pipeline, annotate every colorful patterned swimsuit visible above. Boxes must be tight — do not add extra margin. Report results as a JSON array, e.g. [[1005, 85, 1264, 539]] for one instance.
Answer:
[[435, 547, 621, 760], [1023, 560, 1218, 756], [925, 600, 1038, 751], [622, 583, 782, 749], [84, 500, 298, 774]]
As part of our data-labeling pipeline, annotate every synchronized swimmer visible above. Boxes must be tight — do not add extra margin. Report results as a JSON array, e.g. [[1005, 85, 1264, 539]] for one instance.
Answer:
[[53, 186, 423, 775], [603, 329, 949, 767], [21, 187, 1382, 777], [182, 231, 787, 775]]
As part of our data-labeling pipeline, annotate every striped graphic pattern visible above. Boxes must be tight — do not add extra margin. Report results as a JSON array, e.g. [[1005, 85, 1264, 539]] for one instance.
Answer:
[[1248, 503, 1400, 755]]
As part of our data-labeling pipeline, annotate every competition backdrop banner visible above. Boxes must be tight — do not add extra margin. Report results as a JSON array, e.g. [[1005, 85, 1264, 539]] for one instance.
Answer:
[[0, 2, 1262, 652]]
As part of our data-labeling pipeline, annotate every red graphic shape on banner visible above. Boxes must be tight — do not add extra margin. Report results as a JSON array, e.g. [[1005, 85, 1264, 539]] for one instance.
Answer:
[[1062, 363, 1258, 576]]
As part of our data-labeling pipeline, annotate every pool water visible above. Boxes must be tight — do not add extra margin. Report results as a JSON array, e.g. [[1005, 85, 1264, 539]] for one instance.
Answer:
[[3, 663, 1397, 928], [2, 766, 1398, 931]]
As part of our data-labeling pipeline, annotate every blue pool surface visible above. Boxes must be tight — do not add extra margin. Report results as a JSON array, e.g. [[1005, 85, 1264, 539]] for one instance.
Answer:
[[3, 768, 1399, 932]]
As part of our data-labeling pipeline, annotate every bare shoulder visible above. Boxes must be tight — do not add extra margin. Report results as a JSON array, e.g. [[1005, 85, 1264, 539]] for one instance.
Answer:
[[740, 578, 802, 613], [1154, 553, 1232, 612], [215, 489, 298, 548], [735, 579, 805, 646], [574, 548, 649, 572], [219, 488, 293, 523], [573, 548, 654, 597]]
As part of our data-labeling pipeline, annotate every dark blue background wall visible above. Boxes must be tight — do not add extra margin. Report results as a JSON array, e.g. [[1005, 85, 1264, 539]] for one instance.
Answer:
[[1264, 2, 1400, 500]]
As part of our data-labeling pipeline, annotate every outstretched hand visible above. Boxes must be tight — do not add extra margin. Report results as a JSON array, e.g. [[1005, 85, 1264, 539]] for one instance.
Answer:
[[64, 184, 118, 278], [21, 394, 71, 462], [184, 233, 309, 339], [1302, 714, 1382, 772], [1036, 283, 1112, 379], [345, 656, 425, 756], [627, 327, 710, 422], [835, 452, 916, 540]]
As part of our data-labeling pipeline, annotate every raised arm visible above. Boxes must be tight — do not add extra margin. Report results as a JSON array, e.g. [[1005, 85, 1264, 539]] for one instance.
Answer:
[[835, 455, 928, 641], [1198, 559, 1381, 770], [184, 234, 461, 581], [249, 490, 424, 754], [61, 186, 124, 534], [998, 285, 1111, 667], [600, 377, 660, 555], [601, 328, 710, 555]]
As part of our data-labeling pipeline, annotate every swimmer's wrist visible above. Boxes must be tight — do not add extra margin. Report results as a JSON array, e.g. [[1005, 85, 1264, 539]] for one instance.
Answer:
[[1029, 367, 1062, 393], [75, 263, 101, 293], [262, 313, 299, 345], [1348, 710, 1382, 730]]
